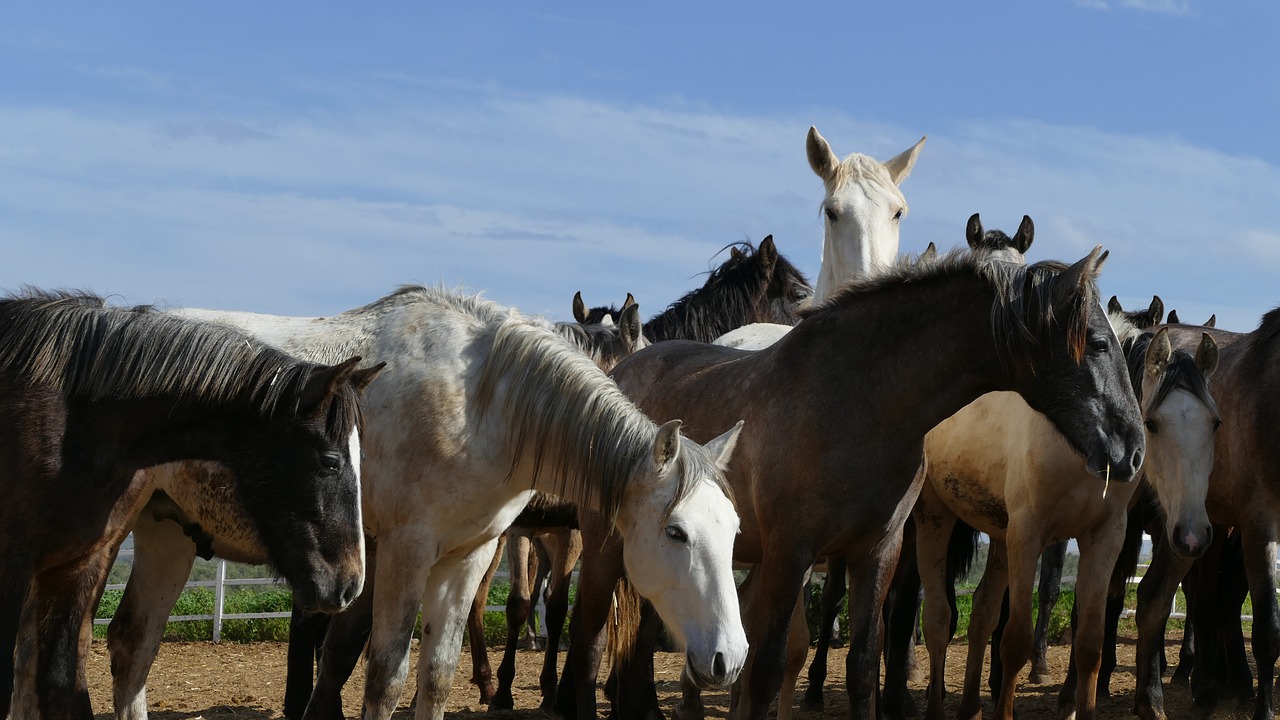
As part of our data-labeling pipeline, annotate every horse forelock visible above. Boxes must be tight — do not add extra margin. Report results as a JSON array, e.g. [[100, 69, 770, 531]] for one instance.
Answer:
[[1123, 332, 1220, 419], [0, 288, 350, 424], [824, 153, 908, 208], [474, 317, 681, 529]]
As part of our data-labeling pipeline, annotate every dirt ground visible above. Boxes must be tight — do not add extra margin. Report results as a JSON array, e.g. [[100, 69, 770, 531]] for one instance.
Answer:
[[85, 634, 1216, 719]]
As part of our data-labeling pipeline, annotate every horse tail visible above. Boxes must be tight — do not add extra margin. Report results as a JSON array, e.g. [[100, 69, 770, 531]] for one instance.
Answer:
[[607, 576, 643, 665], [947, 519, 981, 584]]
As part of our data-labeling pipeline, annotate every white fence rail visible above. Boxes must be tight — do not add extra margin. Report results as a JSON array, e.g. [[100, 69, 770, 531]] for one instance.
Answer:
[[95, 547, 539, 642]]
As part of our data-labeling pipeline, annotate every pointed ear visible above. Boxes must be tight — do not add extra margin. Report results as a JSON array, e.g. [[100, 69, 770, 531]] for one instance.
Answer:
[[884, 135, 926, 185], [1107, 295, 1123, 315], [621, 293, 637, 312], [1205, 314, 1217, 329], [1149, 296, 1165, 325], [1053, 246, 1107, 307], [807, 126, 840, 183], [965, 213, 983, 250], [298, 356, 363, 414], [758, 235, 778, 274], [1167, 309, 1180, 324], [1145, 327, 1173, 381], [703, 420, 745, 472], [920, 242, 938, 263], [619, 303, 644, 354], [653, 419, 683, 469], [1196, 332, 1219, 379], [572, 291, 588, 324], [350, 362, 386, 394], [1012, 215, 1034, 254], [729, 246, 743, 260]]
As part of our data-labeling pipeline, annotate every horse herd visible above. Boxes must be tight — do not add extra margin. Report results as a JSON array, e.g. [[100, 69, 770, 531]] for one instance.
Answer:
[[1, 126, 1276, 720]]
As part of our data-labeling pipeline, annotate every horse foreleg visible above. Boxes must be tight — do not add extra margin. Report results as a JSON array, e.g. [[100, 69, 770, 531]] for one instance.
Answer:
[[1132, 535, 1194, 720], [843, 532, 906, 720], [883, 519, 924, 720], [777, 586, 811, 720], [1188, 530, 1226, 711], [961, 540, 1009, 720], [1219, 531, 1254, 708], [1031, 541, 1066, 683], [412, 538, 501, 720], [539, 528, 582, 710], [33, 545, 116, 720], [1059, 522, 1126, 720], [304, 545, 376, 720], [1240, 527, 1280, 720], [493, 531, 533, 710], [467, 534, 503, 707], [556, 512, 624, 720], [107, 514, 198, 720], [735, 556, 812, 720], [992, 531, 1042, 720], [803, 555, 847, 711], [914, 487, 959, 720]]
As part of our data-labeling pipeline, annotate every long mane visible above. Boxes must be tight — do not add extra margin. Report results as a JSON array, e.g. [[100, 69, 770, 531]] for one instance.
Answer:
[[458, 293, 731, 524], [803, 247, 1097, 371], [643, 241, 811, 343], [0, 289, 357, 433]]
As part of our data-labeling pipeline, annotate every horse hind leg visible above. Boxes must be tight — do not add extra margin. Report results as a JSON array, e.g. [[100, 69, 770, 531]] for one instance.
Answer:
[[467, 534, 504, 707], [492, 531, 534, 710], [803, 555, 847, 711], [538, 528, 581, 710]]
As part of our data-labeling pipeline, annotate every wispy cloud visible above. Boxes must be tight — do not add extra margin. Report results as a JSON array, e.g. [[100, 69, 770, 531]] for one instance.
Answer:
[[1076, 0, 1193, 15]]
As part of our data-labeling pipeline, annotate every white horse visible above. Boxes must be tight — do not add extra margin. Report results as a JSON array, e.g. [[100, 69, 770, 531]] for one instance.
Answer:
[[914, 321, 1219, 720], [98, 286, 746, 720], [807, 124, 925, 301]]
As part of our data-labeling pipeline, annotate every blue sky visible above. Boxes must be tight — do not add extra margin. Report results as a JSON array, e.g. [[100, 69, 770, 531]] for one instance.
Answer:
[[2, 1, 1277, 330]]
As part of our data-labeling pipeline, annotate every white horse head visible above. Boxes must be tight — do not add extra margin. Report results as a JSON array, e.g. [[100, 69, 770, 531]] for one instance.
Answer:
[[614, 419, 747, 687], [807, 125, 926, 301], [1137, 327, 1220, 558]]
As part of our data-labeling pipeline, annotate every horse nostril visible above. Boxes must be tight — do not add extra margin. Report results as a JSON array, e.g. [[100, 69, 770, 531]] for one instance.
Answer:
[[713, 652, 727, 680], [1130, 448, 1144, 473]]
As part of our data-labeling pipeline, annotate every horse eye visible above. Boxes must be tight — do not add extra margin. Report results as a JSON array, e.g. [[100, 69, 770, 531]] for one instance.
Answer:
[[665, 526, 689, 543], [893, 209, 904, 222], [320, 452, 342, 470], [824, 207, 837, 223], [1144, 420, 1159, 435], [1089, 340, 1110, 353], [1212, 419, 1222, 432]]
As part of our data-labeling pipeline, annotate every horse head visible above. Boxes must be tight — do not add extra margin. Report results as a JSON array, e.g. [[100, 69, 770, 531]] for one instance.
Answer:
[[807, 125, 925, 300]]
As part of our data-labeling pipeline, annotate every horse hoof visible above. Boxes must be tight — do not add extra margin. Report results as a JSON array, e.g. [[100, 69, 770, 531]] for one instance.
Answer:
[[801, 688, 824, 712], [1171, 666, 1192, 686], [488, 692, 515, 712]]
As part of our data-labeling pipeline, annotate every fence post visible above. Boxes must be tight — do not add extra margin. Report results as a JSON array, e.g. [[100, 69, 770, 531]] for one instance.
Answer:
[[213, 559, 227, 642]]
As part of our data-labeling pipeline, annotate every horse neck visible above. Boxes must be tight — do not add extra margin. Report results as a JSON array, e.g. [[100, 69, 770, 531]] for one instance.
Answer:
[[91, 396, 276, 472], [815, 231, 898, 302], [794, 276, 1007, 437], [173, 307, 374, 366], [643, 285, 766, 343]]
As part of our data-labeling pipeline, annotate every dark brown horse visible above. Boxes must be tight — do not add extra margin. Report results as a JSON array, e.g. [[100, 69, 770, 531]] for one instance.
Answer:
[[565, 247, 1144, 720], [0, 289, 380, 719], [1133, 310, 1280, 720]]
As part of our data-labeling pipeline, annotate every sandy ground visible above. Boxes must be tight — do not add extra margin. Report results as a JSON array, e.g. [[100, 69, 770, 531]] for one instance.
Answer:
[[81, 632, 1225, 720]]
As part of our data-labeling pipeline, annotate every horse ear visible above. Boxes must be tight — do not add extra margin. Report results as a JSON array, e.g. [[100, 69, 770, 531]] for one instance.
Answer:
[[619, 303, 644, 354], [1167, 309, 1180, 324], [1145, 328, 1173, 381], [298, 356, 364, 414], [1013, 215, 1034, 254], [729, 246, 743, 260], [807, 126, 840, 183], [1196, 332, 1219, 379], [920, 242, 938, 263], [1149, 296, 1165, 325], [1107, 296, 1123, 315], [703, 420, 745, 472], [965, 214, 984, 250], [758, 235, 778, 273], [572, 292, 589, 324], [1053, 246, 1106, 308], [621, 293, 637, 312], [350, 362, 387, 395], [884, 135, 926, 185], [653, 419, 683, 469], [1205, 314, 1217, 329]]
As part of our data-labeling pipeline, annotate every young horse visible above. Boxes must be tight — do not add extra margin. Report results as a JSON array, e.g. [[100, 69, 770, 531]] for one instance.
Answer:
[[1131, 311, 1280, 720], [474, 237, 811, 711], [0, 289, 377, 719], [914, 320, 1218, 720], [104, 286, 748, 720], [806, 125, 926, 300], [573, 248, 1144, 720]]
